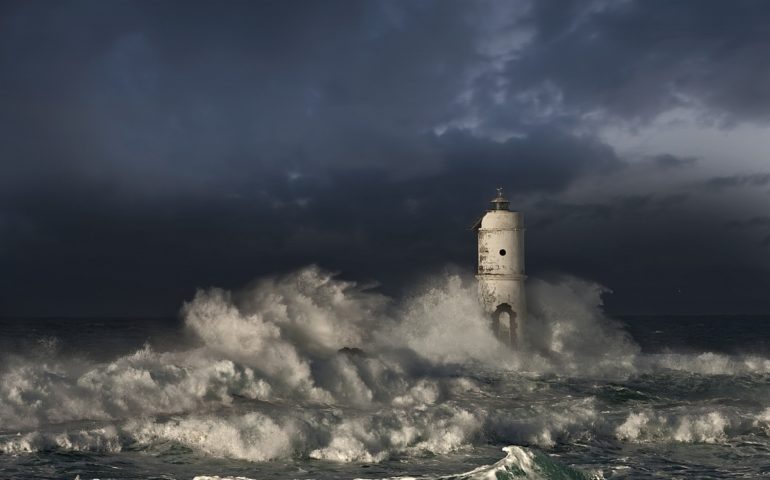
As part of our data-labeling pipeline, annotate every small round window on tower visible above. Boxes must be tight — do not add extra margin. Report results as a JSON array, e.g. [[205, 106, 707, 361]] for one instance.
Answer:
[[499, 249, 506, 256]]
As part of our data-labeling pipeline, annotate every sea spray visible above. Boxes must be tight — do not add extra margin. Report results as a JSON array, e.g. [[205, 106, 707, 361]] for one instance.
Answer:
[[3, 266, 770, 479]]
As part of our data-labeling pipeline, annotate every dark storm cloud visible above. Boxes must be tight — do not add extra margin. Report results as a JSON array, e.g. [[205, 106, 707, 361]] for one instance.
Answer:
[[528, 201, 613, 230], [652, 154, 698, 169], [725, 216, 770, 230], [1, 0, 769, 315], [0, 126, 623, 315], [725, 216, 770, 251], [530, 193, 690, 230], [479, 0, 770, 126], [0, 0, 484, 193], [434, 127, 622, 191], [701, 173, 770, 191], [525, 192, 770, 314], [656, 193, 690, 208]]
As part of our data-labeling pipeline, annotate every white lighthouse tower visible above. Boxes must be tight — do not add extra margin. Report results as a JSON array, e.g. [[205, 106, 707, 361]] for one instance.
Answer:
[[472, 188, 526, 344]]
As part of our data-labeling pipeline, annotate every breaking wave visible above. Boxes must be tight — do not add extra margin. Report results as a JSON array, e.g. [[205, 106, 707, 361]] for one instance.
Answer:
[[2, 265, 770, 475], [193, 445, 601, 480]]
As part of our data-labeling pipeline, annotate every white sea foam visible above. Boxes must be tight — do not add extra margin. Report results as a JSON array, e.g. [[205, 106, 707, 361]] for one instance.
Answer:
[[0, 346, 275, 430], [0, 426, 121, 454], [2, 265, 769, 464], [126, 412, 296, 461], [192, 445, 601, 480], [119, 402, 482, 462], [642, 352, 770, 375], [613, 408, 762, 444]]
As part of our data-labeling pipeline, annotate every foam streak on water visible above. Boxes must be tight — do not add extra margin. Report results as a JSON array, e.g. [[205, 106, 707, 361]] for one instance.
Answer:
[[1, 266, 770, 479]]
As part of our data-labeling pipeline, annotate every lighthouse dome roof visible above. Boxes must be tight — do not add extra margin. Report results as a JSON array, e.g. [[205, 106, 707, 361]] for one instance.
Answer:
[[470, 189, 524, 231], [480, 210, 522, 230]]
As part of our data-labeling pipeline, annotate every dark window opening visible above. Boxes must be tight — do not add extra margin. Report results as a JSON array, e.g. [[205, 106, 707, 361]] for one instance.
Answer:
[[492, 303, 517, 344], [499, 249, 506, 256]]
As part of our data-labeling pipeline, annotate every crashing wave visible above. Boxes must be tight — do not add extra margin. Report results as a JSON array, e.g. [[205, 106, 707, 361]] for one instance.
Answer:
[[191, 446, 600, 480], [2, 265, 770, 468]]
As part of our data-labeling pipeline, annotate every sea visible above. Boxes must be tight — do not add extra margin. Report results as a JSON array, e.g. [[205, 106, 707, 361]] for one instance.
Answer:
[[2, 266, 770, 479]]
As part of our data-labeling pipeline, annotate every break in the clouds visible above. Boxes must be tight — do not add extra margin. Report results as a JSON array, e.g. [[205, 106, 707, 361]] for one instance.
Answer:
[[1, 0, 769, 315]]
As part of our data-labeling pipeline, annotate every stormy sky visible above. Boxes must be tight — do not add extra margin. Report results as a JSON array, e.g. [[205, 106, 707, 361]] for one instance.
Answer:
[[2, 0, 769, 316]]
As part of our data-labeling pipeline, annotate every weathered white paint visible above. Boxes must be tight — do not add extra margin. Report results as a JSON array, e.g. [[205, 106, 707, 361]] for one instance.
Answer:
[[475, 189, 526, 344]]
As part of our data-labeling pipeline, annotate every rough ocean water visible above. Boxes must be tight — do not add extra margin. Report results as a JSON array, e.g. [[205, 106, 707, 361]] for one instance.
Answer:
[[2, 266, 770, 479]]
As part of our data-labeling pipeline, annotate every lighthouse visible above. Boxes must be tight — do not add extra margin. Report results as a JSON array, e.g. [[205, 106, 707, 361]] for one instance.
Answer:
[[472, 188, 526, 344]]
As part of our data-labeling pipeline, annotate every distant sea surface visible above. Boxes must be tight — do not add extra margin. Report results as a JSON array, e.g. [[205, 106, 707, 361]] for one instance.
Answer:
[[2, 271, 770, 479], [5, 314, 770, 359]]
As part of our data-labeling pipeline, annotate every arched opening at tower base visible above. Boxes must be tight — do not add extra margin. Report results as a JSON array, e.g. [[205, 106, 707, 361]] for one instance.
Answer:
[[491, 303, 517, 344]]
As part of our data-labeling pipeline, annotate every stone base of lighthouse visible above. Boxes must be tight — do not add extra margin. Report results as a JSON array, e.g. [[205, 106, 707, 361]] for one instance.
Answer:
[[477, 274, 526, 345]]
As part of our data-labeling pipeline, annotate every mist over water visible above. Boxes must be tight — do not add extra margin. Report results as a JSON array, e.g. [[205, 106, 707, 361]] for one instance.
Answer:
[[2, 266, 770, 479]]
